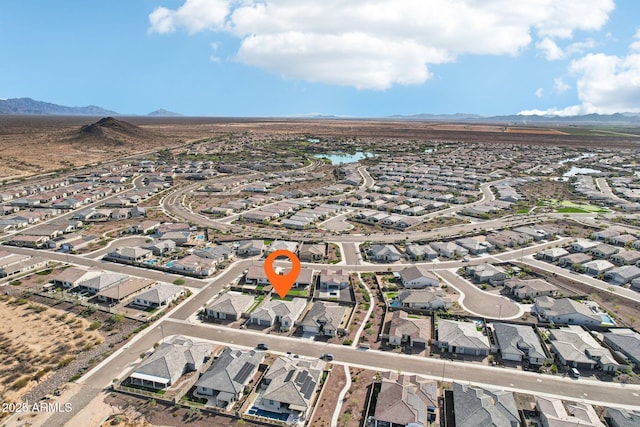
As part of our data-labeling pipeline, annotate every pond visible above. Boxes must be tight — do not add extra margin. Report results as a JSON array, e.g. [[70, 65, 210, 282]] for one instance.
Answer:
[[314, 151, 374, 165], [558, 153, 594, 165], [562, 166, 602, 177]]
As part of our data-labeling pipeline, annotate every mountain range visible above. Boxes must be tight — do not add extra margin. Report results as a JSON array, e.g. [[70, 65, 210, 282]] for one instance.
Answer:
[[2, 97, 640, 124], [0, 97, 181, 117]]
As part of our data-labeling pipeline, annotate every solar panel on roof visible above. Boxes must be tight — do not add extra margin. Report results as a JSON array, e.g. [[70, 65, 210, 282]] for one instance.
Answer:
[[233, 362, 255, 385], [301, 377, 316, 399], [295, 370, 308, 385], [284, 369, 295, 383]]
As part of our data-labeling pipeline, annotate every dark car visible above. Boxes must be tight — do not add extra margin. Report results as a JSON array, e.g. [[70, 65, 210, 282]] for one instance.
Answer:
[[320, 353, 334, 361], [256, 343, 269, 350]]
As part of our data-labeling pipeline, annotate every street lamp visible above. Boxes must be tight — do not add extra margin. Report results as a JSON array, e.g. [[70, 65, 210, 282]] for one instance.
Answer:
[[496, 304, 502, 321], [159, 324, 165, 344]]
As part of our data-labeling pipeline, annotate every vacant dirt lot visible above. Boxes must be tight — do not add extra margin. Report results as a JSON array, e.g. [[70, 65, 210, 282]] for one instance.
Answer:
[[0, 296, 103, 411]]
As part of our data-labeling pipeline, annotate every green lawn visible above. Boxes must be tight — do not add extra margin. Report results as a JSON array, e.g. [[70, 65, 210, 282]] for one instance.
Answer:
[[385, 292, 399, 300], [516, 209, 530, 214], [556, 207, 589, 213], [559, 201, 608, 212], [286, 289, 309, 297]]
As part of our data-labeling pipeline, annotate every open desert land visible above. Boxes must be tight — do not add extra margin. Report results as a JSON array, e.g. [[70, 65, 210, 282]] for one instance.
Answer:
[[0, 295, 103, 415], [2, 116, 640, 180]]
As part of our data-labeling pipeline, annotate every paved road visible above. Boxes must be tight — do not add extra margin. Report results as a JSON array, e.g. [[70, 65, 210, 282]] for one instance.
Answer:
[[522, 257, 640, 304], [437, 269, 521, 319], [78, 318, 640, 408], [596, 177, 628, 204], [1, 246, 208, 289]]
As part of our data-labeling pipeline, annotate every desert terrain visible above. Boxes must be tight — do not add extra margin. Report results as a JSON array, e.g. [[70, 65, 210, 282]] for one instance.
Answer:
[[1, 116, 640, 180]]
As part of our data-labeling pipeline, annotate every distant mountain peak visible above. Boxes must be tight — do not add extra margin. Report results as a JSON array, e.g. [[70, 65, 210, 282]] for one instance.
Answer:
[[148, 108, 182, 117]]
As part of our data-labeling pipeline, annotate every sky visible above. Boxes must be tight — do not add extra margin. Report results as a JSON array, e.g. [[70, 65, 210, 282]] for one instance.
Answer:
[[1, 0, 639, 117]]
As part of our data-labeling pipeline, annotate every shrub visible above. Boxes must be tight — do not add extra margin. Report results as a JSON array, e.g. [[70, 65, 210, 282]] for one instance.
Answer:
[[12, 376, 30, 390], [89, 321, 101, 330]]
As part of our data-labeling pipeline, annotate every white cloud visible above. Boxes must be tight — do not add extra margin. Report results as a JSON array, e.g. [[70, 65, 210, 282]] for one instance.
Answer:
[[520, 52, 640, 116], [631, 29, 640, 52], [149, 0, 230, 34], [553, 77, 570, 94], [536, 38, 564, 60], [150, 0, 615, 89], [535, 88, 544, 98]]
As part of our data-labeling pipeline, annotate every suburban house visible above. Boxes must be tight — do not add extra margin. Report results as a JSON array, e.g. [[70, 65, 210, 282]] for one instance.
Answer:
[[504, 279, 558, 300], [206, 293, 255, 321], [250, 298, 307, 331], [572, 239, 600, 253], [371, 372, 438, 427], [605, 265, 640, 285], [610, 234, 637, 247], [548, 326, 625, 372], [558, 252, 592, 267], [145, 240, 176, 256], [589, 243, 620, 259], [245, 263, 270, 285], [129, 336, 211, 389], [492, 322, 549, 365], [605, 408, 640, 427], [387, 311, 431, 348], [237, 240, 264, 257], [429, 241, 469, 258], [194, 245, 234, 263], [395, 290, 452, 310], [582, 259, 615, 276], [0, 254, 48, 279], [467, 264, 507, 285], [610, 250, 640, 266], [300, 301, 348, 337], [455, 237, 494, 254], [399, 265, 439, 288], [97, 277, 155, 304], [170, 255, 216, 276], [133, 283, 184, 308], [368, 244, 402, 262], [536, 397, 605, 427], [76, 272, 129, 294], [452, 383, 520, 427], [253, 356, 326, 423], [49, 267, 97, 289], [602, 329, 640, 368], [266, 240, 299, 254], [298, 243, 326, 262], [536, 247, 569, 262], [405, 244, 438, 261], [294, 268, 315, 288], [534, 297, 602, 327], [195, 348, 264, 409], [592, 229, 620, 241], [106, 246, 152, 263], [318, 268, 350, 291], [436, 319, 490, 356]]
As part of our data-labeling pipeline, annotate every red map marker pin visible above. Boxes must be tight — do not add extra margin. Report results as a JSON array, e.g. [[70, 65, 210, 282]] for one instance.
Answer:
[[264, 249, 301, 298]]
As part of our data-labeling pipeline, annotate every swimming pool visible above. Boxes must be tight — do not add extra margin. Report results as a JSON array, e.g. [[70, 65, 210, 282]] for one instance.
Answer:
[[146, 259, 158, 265], [247, 407, 289, 422], [600, 314, 616, 325], [164, 260, 176, 268]]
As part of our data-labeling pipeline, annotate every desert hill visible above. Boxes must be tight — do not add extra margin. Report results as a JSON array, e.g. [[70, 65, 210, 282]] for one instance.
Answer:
[[72, 117, 154, 147]]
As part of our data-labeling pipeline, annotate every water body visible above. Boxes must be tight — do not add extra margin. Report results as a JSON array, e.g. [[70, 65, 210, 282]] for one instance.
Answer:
[[314, 151, 374, 165], [563, 166, 602, 177], [558, 153, 594, 165]]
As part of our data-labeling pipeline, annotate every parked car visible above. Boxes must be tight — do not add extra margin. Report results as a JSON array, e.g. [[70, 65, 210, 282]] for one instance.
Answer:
[[571, 368, 580, 378], [256, 343, 269, 350], [320, 353, 334, 361]]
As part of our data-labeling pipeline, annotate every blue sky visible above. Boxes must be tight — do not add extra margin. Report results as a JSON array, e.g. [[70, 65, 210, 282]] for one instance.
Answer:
[[1, 0, 639, 117]]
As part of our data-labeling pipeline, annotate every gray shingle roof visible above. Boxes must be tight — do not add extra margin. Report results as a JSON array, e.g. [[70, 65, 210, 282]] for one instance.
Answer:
[[196, 348, 264, 394], [453, 383, 520, 427]]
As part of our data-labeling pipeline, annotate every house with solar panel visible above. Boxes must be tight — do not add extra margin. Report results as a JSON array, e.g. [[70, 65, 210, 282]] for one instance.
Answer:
[[249, 355, 326, 424], [194, 348, 264, 409], [128, 336, 211, 390]]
